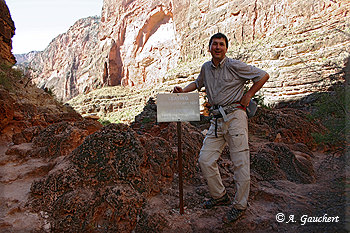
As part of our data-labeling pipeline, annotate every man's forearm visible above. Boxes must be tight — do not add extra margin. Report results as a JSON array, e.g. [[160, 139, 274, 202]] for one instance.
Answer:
[[174, 82, 197, 93], [183, 82, 197, 92], [240, 73, 269, 106], [246, 73, 269, 98]]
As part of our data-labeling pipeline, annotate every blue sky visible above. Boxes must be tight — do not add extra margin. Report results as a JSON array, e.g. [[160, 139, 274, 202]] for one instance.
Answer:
[[6, 0, 103, 54]]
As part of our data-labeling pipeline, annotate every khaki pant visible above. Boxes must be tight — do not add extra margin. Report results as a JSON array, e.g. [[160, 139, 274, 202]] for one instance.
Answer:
[[198, 109, 250, 210]]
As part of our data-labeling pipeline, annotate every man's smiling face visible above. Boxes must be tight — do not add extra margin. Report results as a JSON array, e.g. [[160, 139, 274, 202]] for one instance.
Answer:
[[209, 37, 227, 62]]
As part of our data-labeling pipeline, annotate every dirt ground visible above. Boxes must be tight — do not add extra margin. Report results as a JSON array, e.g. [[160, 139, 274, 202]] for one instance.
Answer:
[[0, 140, 348, 232], [137, 151, 348, 233]]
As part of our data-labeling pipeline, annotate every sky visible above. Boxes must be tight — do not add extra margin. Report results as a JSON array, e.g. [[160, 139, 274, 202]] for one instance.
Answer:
[[6, 0, 104, 54]]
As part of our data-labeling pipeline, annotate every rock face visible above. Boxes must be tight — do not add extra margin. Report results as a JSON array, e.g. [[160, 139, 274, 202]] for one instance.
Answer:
[[0, 0, 15, 64], [24, 16, 101, 102], [17, 0, 350, 104], [24, 97, 327, 232], [14, 51, 39, 65], [0, 64, 88, 143], [99, 0, 180, 88], [28, 100, 205, 232]]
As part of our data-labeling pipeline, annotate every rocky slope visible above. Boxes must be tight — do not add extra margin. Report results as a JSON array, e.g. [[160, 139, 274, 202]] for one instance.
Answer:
[[17, 0, 350, 105], [0, 59, 102, 231], [1, 93, 347, 232]]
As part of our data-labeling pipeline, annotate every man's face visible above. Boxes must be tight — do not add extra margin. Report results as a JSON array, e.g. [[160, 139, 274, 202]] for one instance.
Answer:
[[209, 37, 227, 61]]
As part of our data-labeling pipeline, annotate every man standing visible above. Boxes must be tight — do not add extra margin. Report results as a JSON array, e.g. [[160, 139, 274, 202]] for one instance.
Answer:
[[173, 33, 269, 223]]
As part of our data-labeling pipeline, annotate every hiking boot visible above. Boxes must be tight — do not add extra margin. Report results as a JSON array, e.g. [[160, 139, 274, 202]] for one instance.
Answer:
[[203, 193, 231, 209], [222, 207, 245, 224]]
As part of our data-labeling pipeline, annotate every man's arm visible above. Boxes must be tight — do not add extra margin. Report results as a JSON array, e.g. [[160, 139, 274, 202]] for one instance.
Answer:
[[240, 73, 269, 107], [173, 82, 197, 93]]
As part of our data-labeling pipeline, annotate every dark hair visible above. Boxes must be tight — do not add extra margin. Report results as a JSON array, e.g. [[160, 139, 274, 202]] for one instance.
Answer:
[[209, 33, 228, 49]]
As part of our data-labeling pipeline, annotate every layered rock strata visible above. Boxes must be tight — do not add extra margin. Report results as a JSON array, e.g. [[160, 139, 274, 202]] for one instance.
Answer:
[[25, 17, 101, 102], [18, 0, 350, 105], [0, 0, 15, 64]]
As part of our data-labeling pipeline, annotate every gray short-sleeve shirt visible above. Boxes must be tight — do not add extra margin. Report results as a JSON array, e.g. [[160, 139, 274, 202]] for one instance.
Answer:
[[195, 57, 267, 106]]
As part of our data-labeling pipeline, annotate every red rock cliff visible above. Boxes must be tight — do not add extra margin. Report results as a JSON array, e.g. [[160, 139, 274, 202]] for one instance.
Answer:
[[20, 0, 350, 103], [0, 0, 15, 64]]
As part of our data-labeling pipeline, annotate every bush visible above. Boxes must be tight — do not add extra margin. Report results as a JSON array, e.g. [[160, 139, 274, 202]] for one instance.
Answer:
[[309, 84, 349, 149], [98, 118, 112, 126], [0, 62, 23, 91]]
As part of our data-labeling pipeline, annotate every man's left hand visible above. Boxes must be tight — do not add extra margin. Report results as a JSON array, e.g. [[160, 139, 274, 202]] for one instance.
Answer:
[[240, 93, 252, 107]]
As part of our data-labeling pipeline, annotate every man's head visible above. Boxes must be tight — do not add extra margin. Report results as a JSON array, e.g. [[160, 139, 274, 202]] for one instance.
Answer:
[[209, 33, 228, 49], [209, 33, 228, 63]]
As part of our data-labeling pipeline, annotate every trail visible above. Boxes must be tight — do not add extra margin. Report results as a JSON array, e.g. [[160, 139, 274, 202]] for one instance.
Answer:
[[144, 150, 347, 232], [0, 143, 50, 232], [0, 140, 346, 232]]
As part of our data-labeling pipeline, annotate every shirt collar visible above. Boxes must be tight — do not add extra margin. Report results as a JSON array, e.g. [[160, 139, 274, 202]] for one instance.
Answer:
[[211, 56, 227, 69]]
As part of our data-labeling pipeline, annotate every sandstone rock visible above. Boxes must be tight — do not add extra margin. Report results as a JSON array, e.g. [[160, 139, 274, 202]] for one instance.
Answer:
[[249, 107, 323, 149], [14, 51, 39, 65], [27, 98, 205, 232], [12, 125, 44, 145], [0, 0, 16, 64], [0, 88, 15, 127], [0, 57, 92, 143], [22, 16, 101, 102], [16, 0, 349, 106], [100, 0, 179, 89], [10, 96, 343, 232], [5, 142, 33, 158], [251, 142, 316, 184], [29, 119, 102, 159]]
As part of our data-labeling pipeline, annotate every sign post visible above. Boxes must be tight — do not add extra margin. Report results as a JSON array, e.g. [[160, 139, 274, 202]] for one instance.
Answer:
[[177, 121, 183, 214], [157, 93, 200, 215]]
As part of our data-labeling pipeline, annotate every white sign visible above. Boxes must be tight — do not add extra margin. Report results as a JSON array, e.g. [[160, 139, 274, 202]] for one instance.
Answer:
[[157, 93, 200, 122]]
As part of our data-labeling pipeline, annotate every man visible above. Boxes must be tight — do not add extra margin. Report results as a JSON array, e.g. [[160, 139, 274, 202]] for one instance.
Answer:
[[173, 33, 269, 223]]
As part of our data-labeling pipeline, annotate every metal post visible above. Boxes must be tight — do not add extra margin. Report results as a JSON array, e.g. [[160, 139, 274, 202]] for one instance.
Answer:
[[177, 122, 184, 214]]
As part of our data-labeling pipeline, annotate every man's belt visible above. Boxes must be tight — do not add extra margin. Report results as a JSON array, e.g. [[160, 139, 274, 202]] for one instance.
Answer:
[[210, 102, 246, 138]]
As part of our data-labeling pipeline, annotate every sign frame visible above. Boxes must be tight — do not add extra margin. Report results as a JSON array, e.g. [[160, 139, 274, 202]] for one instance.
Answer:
[[156, 93, 200, 122]]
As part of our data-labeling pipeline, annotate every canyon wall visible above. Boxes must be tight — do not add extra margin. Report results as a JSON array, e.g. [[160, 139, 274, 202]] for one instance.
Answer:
[[20, 0, 350, 103], [99, 0, 180, 88], [0, 0, 15, 64], [25, 16, 102, 101]]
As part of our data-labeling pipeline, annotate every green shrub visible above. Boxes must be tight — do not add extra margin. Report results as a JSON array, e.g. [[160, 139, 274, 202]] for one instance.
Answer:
[[309, 84, 349, 148], [98, 119, 112, 126], [141, 117, 152, 123], [0, 62, 24, 91], [0, 71, 12, 90]]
